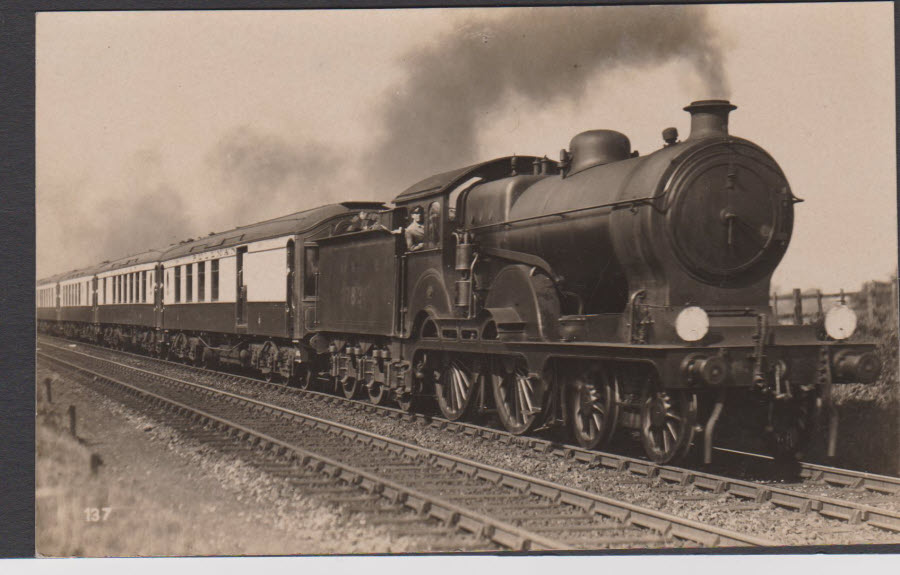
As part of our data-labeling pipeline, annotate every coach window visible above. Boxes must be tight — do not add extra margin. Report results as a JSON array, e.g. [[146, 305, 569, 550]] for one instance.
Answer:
[[426, 201, 441, 248], [141, 271, 146, 303], [186, 264, 194, 302], [175, 266, 182, 303], [198, 261, 205, 302], [303, 246, 319, 299]]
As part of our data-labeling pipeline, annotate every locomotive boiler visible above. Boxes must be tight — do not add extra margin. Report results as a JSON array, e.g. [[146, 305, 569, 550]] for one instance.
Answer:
[[37, 99, 882, 465]]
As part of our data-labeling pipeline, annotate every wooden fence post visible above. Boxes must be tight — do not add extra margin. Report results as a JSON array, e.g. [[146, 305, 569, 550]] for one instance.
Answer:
[[793, 288, 803, 325], [866, 283, 876, 325]]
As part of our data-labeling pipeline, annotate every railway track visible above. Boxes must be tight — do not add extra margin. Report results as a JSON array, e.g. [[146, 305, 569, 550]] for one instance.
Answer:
[[38, 337, 900, 538], [38, 343, 779, 550]]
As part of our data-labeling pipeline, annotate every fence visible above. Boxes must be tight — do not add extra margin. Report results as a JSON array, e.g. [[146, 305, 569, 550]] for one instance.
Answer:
[[771, 277, 899, 326]]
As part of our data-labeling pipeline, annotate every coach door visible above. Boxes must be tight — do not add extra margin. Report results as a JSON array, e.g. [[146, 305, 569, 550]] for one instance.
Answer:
[[285, 240, 296, 338], [91, 276, 99, 323], [154, 264, 164, 328], [236, 246, 248, 327]]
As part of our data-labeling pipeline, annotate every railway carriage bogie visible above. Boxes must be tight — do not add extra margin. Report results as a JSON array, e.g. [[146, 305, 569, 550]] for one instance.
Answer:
[[258, 341, 281, 382]]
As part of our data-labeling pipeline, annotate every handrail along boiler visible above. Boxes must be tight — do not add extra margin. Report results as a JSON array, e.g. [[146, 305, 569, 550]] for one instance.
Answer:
[[37, 100, 881, 464]]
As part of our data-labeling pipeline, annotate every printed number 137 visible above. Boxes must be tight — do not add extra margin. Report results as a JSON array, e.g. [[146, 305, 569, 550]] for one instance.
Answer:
[[84, 507, 111, 522]]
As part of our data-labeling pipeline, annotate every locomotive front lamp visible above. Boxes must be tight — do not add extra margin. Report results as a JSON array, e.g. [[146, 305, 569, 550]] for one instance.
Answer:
[[675, 306, 709, 342], [825, 304, 858, 340]]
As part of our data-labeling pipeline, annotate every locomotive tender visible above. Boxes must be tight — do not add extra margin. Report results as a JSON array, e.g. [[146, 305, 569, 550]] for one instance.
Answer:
[[37, 100, 882, 464]]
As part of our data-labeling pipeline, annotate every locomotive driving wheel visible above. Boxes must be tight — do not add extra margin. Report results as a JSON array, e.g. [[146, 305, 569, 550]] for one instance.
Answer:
[[435, 358, 476, 421], [568, 366, 620, 450], [491, 362, 546, 435], [640, 389, 697, 464]]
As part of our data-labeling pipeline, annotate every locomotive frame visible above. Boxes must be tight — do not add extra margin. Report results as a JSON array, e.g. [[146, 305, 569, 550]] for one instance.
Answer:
[[37, 99, 882, 465]]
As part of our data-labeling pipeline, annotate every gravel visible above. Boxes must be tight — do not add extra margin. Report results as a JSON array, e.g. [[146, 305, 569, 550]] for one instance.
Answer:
[[42, 339, 900, 548]]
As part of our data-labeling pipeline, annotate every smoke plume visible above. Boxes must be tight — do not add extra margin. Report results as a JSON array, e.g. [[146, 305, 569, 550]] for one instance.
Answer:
[[205, 125, 340, 228], [366, 5, 730, 191]]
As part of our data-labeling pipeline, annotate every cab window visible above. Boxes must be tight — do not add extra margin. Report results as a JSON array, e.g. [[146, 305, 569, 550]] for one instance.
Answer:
[[426, 201, 441, 248]]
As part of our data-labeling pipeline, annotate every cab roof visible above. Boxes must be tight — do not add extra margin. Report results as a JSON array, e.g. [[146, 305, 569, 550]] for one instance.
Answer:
[[393, 156, 542, 204]]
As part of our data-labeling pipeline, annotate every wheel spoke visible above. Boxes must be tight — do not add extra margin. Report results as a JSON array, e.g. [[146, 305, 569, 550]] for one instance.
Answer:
[[456, 366, 470, 402], [666, 421, 680, 443], [520, 376, 534, 414], [514, 379, 526, 424], [591, 412, 604, 433], [454, 373, 464, 411], [662, 427, 671, 454]]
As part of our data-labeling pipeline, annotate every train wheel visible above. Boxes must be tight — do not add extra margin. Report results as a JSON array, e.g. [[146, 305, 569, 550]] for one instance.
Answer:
[[367, 382, 388, 405], [492, 364, 544, 435], [201, 347, 217, 370], [568, 366, 619, 450], [259, 342, 280, 382], [341, 376, 360, 399], [640, 389, 697, 464], [168, 334, 184, 362], [435, 359, 475, 421], [193, 345, 205, 368], [297, 367, 314, 390]]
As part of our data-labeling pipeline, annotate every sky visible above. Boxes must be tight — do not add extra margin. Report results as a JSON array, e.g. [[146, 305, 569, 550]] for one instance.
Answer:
[[36, 3, 896, 293]]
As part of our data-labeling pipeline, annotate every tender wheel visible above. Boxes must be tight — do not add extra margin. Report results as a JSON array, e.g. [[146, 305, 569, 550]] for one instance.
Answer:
[[435, 359, 476, 421], [298, 368, 317, 391], [341, 376, 360, 399], [491, 363, 545, 435], [568, 366, 619, 450], [640, 389, 697, 464], [367, 382, 388, 405]]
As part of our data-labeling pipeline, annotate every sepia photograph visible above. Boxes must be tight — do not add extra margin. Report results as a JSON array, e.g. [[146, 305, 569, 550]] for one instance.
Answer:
[[32, 2, 899, 556]]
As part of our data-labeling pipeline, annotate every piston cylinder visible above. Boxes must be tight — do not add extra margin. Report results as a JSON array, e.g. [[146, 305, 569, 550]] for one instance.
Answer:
[[832, 350, 882, 384]]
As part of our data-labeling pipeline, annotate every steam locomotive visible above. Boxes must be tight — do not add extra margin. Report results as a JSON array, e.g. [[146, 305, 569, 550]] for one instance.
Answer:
[[37, 100, 881, 464]]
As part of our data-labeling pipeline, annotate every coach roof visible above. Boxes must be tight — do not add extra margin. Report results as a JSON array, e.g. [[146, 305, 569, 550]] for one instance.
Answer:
[[94, 249, 166, 275], [158, 202, 384, 261]]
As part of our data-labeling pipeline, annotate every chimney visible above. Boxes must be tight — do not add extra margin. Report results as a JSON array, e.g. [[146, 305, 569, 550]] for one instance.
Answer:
[[684, 100, 737, 140]]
